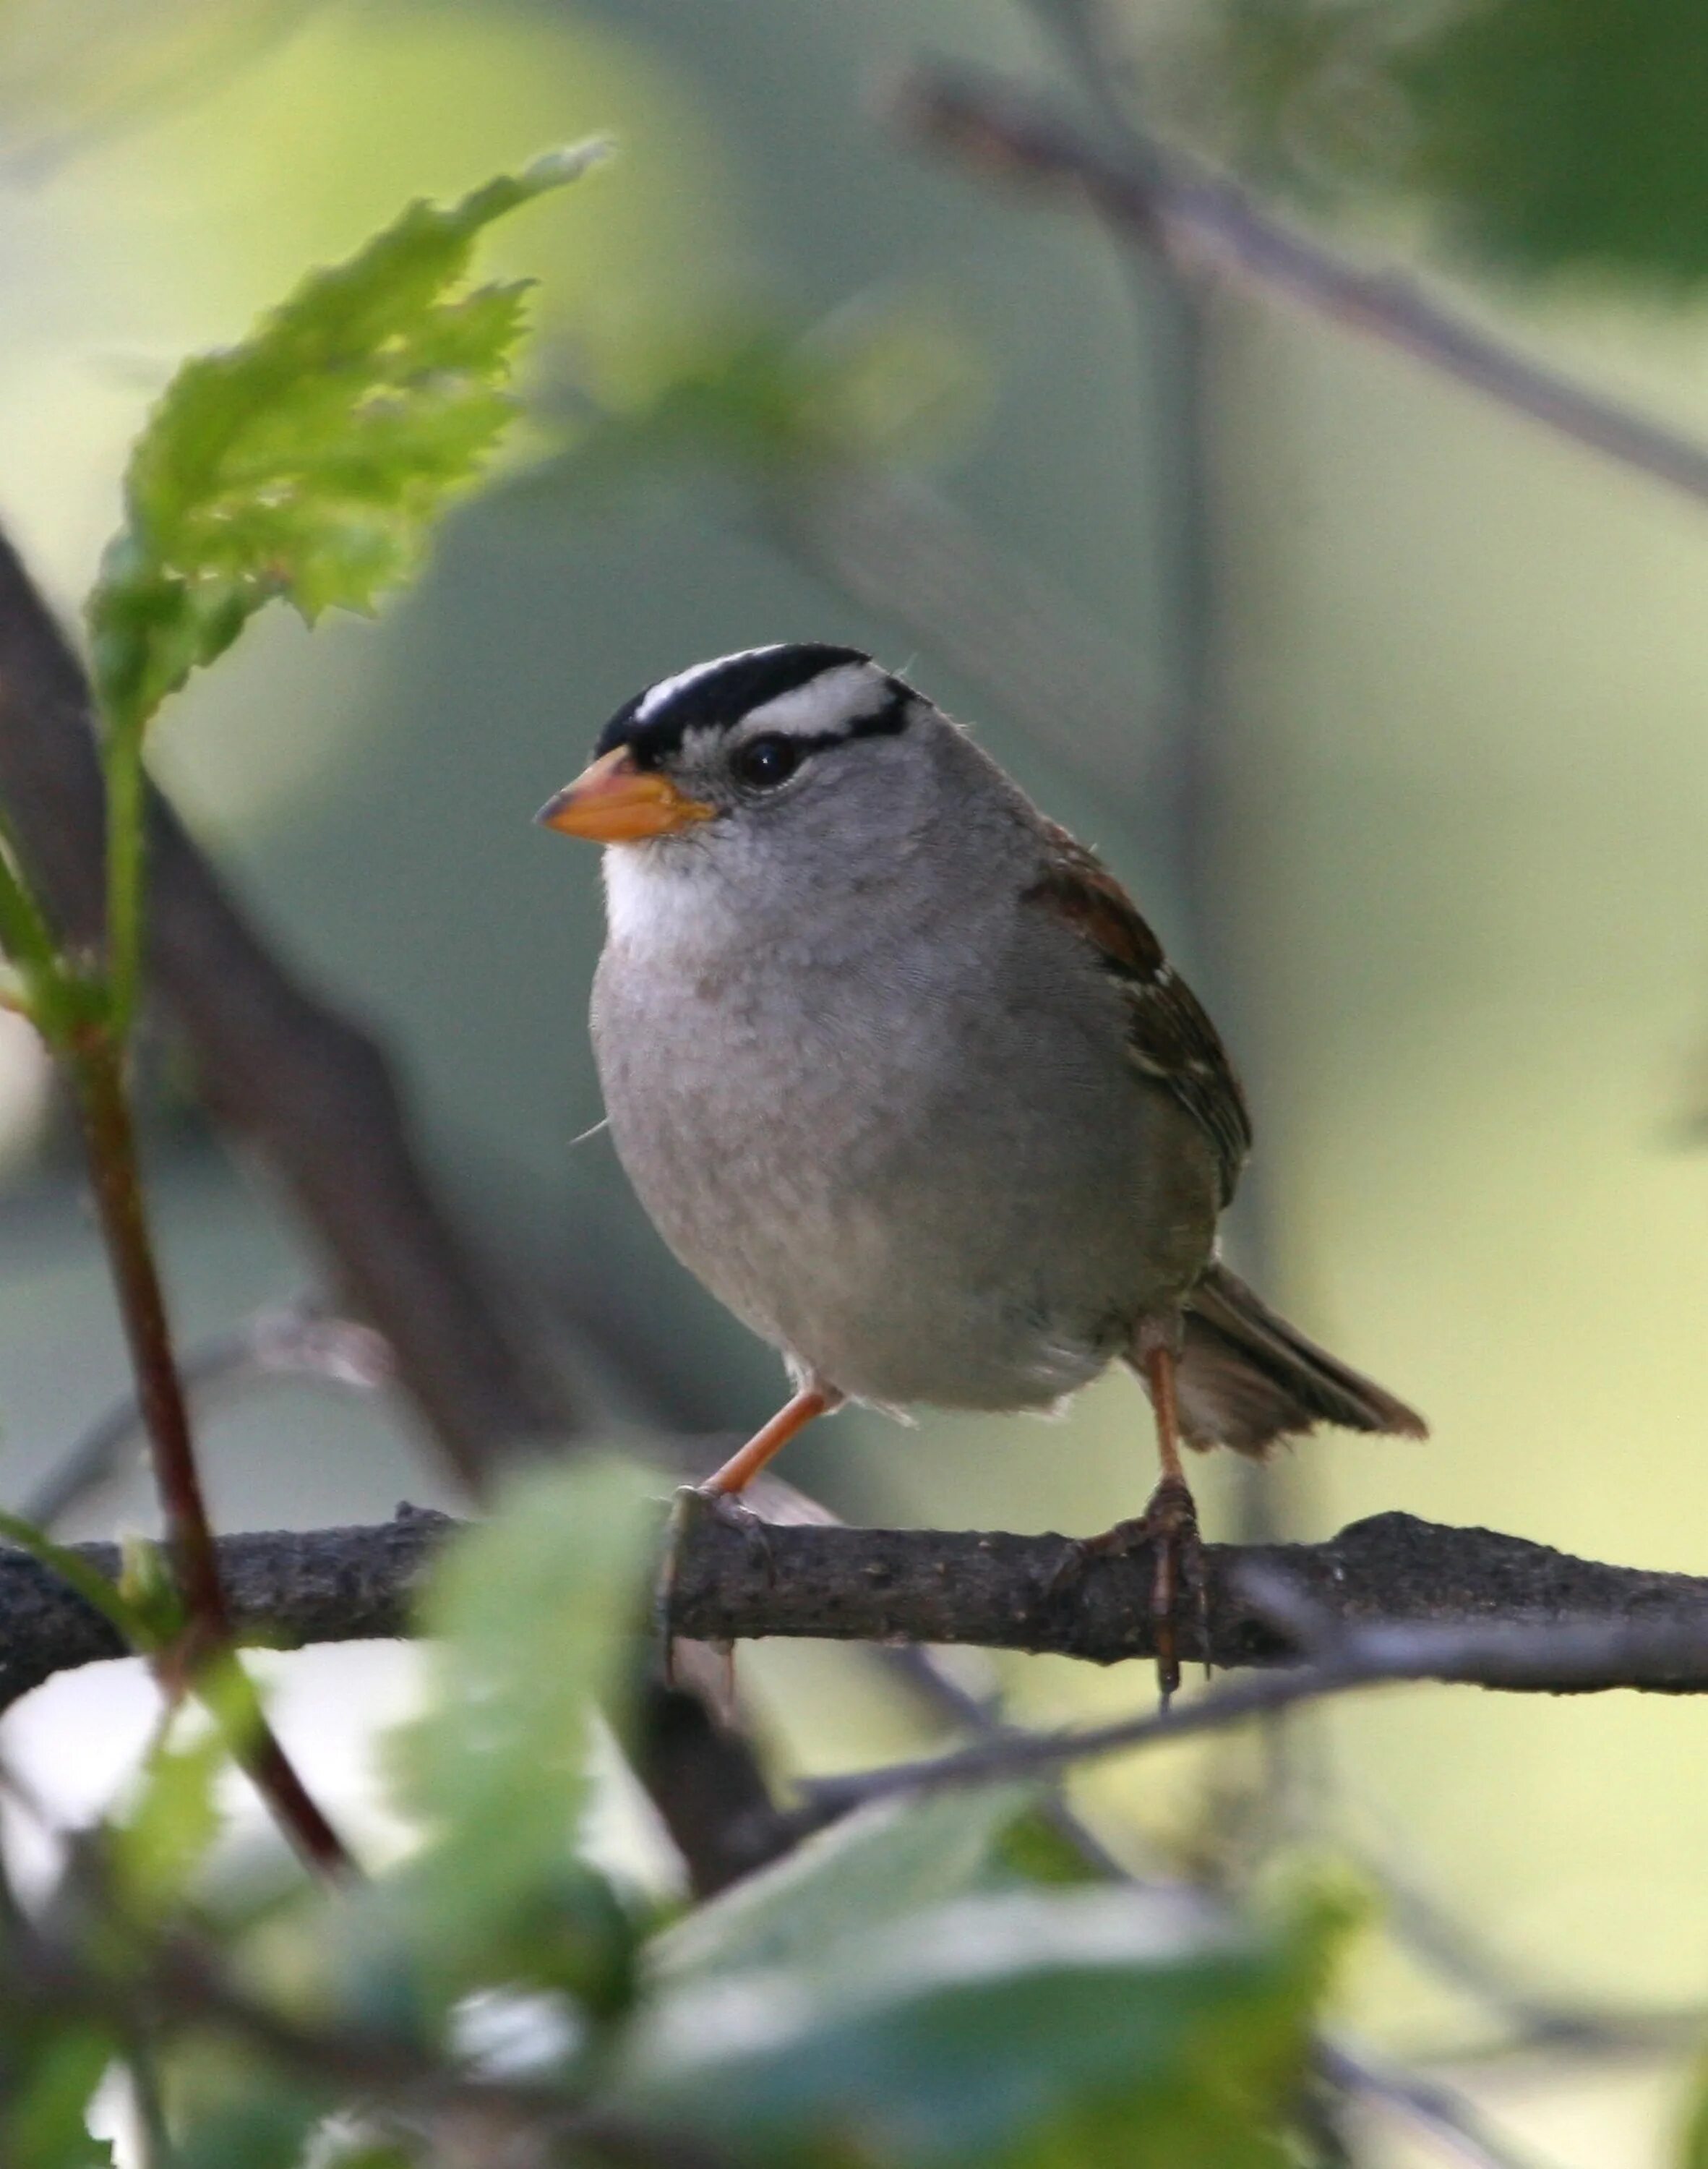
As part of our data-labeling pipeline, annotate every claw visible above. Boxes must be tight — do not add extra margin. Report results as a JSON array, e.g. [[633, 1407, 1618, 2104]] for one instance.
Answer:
[[1143, 1474, 1203, 1706], [1052, 1476, 1206, 1707], [655, 1484, 775, 1693]]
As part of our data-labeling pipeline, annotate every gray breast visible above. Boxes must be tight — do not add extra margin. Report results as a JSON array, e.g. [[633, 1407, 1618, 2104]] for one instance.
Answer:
[[591, 855, 1219, 1413]]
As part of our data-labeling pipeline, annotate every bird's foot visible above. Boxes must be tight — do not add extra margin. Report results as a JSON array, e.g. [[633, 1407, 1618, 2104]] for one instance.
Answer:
[[1053, 1475, 1207, 1707], [656, 1483, 774, 1690]]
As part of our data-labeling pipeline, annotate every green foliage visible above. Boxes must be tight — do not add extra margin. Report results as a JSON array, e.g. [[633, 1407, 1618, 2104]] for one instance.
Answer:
[[656, 1784, 1039, 1982], [81, 138, 602, 1029], [0, 1507, 163, 1644], [379, 1453, 661, 1991], [1203, 0, 1708, 286], [549, 304, 982, 500], [86, 140, 604, 740], [615, 1881, 1344, 2168], [0, 2024, 116, 2169], [0, 1433, 1352, 2168], [171, 2077, 335, 2169], [108, 1710, 230, 1922]]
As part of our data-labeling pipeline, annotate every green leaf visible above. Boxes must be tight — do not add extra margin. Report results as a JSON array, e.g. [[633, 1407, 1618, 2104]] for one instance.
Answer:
[[173, 2080, 328, 2169], [84, 138, 606, 1030], [543, 305, 982, 500], [379, 1455, 662, 1989], [0, 2023, 117, 2169], [987, 1804, 1105, 1890], [613, 1883, 1347, 2169], [87, 140, 606, 738], [1205, 0, 1708, 286], [108, 1708, 230, 1921], [0, 1507, 149, 1646], [654, 1784, 1039, 1984]]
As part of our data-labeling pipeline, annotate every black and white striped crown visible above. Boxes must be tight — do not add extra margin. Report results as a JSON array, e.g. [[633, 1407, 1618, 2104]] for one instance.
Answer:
[[596, 643, 912, 768]]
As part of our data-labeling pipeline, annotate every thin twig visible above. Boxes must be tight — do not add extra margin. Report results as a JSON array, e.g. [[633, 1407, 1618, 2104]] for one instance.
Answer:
[[1316, 2041, 1563, 2169], [896, 62, 1708, 511], [799, 1604, 1708, 1817], [67, 1028, 352, 1879]]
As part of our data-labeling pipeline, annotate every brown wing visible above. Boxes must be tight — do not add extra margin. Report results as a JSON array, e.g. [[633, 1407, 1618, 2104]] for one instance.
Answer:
[[1025, 822, 1253, 1207]]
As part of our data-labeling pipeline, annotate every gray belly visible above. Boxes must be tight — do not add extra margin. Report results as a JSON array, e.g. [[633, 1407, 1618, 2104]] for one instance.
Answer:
[[592, 938, 1219, 1412]]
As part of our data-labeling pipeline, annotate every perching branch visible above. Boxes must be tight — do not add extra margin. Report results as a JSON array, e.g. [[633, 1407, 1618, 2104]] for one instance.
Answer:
[[896, 62, 1708, 513], [9, 1505, 1708, 1716]]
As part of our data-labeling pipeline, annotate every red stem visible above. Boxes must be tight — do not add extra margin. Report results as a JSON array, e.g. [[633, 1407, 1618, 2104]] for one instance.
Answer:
[[73, 1027, 353, 1879]]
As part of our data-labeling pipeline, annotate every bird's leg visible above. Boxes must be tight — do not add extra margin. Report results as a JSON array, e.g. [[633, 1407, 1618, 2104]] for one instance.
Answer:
[[701, 1384, 838, 1498]]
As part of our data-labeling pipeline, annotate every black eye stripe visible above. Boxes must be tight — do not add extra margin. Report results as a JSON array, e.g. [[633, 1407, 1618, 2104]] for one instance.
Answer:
[[737, 687, 914, 763]]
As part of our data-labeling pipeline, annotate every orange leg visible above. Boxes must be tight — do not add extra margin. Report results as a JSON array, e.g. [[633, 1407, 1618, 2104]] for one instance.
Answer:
[[702, 1384, 837, 1497], [1142, 1340, 1187, 1491]]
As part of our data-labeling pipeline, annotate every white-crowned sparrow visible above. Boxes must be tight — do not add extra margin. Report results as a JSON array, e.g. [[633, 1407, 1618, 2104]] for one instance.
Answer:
[[539, 643, 1425, 1688]]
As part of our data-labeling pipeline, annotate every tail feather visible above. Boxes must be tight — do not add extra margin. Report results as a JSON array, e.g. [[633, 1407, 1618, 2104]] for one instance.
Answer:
[[1172, 1261, 1427, 1458]]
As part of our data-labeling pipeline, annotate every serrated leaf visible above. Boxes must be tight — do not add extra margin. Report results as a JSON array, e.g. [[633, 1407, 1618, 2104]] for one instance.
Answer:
[[380, 1455, 661, 1986], [654, 1784, 1038, 1984], [86, 139, 606, 740], [613, 1883, 1344, 2169]]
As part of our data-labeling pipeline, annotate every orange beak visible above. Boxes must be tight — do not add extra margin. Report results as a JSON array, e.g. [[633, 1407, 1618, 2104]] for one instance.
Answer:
[[535, 748, 716, 843]]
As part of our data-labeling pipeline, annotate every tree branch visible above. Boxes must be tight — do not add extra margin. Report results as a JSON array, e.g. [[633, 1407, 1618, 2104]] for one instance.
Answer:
[[0, 529, 573, 1490], [9, 1506, 1708, 1715], [895, 63, 1708, 513]]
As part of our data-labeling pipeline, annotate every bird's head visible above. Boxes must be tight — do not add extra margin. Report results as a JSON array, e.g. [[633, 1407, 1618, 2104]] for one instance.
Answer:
[[536, 643, 932, 860]]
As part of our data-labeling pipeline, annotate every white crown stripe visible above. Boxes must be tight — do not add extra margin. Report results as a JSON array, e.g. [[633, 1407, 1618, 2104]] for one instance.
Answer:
[[735, 663, 890, 739], [634, 645, 788, 724]]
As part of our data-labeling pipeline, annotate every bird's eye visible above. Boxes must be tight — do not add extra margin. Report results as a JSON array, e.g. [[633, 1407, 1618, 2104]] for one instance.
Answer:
[[731, 733, 801, 790]]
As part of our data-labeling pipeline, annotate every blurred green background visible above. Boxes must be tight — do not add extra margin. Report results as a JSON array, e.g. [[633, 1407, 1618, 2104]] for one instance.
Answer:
[[1, 1, 1707, 2161]]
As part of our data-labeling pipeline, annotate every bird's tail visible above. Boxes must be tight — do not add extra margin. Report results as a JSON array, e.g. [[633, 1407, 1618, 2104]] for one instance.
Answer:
[[1172, 1260, 1427, 1458]]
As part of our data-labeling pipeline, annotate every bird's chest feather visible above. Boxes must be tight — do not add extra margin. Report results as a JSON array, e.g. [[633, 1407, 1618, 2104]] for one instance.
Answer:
[[593, 890, 955, 1265]]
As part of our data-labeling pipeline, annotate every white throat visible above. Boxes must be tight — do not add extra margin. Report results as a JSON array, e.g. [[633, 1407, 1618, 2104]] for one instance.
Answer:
[[601, 839, 740, 956]]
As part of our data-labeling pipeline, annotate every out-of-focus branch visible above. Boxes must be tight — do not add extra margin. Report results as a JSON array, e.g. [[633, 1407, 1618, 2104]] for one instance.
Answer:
[[10, 1507, 1708, 1715], [22, 1297, 393, 1531], [896, 62, 1708, 511], [0, 527, 574, 1491]]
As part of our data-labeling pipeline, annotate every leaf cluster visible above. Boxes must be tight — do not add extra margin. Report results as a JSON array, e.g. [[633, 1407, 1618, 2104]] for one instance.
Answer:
[[1190, 0, 1708, 286], [0, 1458, 1353, 2168]]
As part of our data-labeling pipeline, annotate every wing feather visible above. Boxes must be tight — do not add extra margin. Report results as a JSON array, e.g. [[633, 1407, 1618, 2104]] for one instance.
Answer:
[[1025, 823, 1252, 1206]]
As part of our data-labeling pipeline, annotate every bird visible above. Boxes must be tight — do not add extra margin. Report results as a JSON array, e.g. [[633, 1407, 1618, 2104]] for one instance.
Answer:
[[538, 643, 1425, 1693]]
